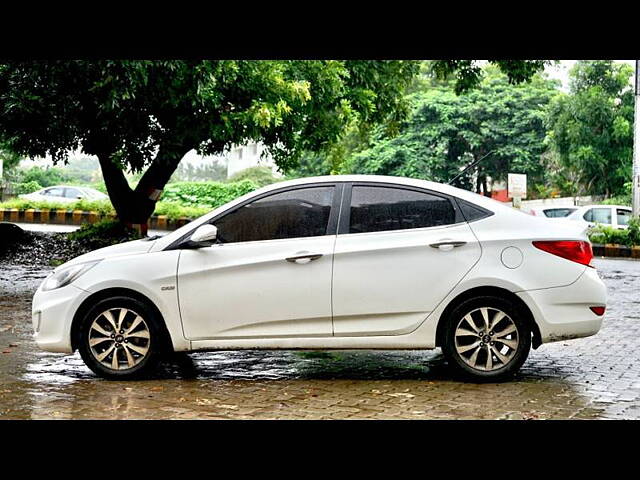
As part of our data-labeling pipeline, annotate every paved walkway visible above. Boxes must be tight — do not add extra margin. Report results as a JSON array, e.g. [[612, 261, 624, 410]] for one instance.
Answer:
[[0, 257, 638, 419]]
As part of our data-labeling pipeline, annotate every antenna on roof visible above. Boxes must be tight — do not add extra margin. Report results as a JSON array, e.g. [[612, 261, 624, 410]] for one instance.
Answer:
[[447, 151, 495, 186]]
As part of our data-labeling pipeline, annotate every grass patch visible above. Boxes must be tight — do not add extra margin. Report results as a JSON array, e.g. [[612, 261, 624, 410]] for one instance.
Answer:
[[588, 218, 640, 247]]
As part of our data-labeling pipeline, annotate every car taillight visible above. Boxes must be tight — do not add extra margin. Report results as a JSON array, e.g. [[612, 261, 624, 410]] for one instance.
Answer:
[[532, 240, 593, 267], [589, 306, 606, 316]]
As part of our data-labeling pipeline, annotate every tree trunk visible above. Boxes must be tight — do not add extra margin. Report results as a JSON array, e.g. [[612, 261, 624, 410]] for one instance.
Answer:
[[98, 145, 189, 234]]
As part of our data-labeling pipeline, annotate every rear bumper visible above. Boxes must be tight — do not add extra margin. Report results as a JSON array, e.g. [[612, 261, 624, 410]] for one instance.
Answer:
[[516, 266, 606, 344]]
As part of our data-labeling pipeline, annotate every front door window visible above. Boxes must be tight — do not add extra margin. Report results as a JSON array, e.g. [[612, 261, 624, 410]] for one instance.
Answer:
[[214, 186, 334, 243]]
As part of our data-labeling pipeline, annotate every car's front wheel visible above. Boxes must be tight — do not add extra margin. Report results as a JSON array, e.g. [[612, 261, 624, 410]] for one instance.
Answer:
[[77, 296, 163, 379], [441, 296, 531, 382]]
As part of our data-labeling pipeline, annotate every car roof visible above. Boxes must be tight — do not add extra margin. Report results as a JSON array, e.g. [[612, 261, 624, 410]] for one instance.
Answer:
[[41, 185, 99, 191], [251, 174, 512, 211], [153, 175, 524, 249], [530, 206, 576, 211], [575, 204, 631, 210]]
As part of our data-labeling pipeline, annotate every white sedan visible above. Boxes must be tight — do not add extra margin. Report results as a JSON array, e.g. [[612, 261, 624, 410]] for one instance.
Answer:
[[32, 175, 606, 381], [564, 204, 632, 230], [19, 185, 108, 203]]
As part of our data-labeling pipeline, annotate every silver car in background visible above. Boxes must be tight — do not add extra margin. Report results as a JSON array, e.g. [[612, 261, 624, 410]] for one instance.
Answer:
[[19, 185, 108, 203]]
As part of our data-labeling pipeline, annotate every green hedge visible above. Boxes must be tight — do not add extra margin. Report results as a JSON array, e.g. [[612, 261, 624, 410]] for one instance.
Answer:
[[12, 181, 43, 194], [0, 198, 116, 215], [588, 218, 640, 247], [0, 180, 260, 220], [160, 179, 259, 207], [0, 198, 209, 220]]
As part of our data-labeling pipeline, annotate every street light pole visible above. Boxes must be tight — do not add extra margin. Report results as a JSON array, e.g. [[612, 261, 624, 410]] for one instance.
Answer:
[[633, 60, 640, 217]]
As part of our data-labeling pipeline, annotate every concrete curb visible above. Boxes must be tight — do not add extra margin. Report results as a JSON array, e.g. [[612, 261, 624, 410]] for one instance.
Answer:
[[0, 208, 192, 231], [592, 243, 640, 259]]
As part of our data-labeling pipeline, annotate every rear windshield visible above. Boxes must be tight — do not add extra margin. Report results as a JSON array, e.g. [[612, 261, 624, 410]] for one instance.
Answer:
[[543, 208, 577, 218]]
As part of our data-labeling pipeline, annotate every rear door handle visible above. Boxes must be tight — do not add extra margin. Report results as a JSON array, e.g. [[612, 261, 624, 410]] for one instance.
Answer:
[[285, 253, 323, 264], [429, 241, 467, 251]]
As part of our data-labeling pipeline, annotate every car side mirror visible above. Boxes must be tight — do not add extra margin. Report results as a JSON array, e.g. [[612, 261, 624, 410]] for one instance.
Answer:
[[189, 224, 218, 245]]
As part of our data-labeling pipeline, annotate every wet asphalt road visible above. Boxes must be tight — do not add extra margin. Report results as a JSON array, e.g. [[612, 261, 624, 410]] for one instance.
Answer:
[[0, 257, 639, 420]]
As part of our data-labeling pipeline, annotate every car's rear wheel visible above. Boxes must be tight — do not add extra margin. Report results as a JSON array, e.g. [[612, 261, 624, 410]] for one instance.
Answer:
[[78, 296, 163, 379], [441, 295, 531, 382]]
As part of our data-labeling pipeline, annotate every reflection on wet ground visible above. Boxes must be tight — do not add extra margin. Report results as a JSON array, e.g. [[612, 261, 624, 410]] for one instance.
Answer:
[[1, 258, 639, 419]]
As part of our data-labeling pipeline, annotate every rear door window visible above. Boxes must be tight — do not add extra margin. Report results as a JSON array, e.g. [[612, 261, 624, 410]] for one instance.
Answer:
[[64, 188, 82, 199], [584, 208, 612, 224], [348, 185, 456, 234], [617, 209, 631, 226]]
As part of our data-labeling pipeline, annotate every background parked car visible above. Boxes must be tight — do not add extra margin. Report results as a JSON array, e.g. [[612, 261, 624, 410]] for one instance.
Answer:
[[564, 205, 632, 230], [528, 207, 578, 218], [19, 185, 108, 203]]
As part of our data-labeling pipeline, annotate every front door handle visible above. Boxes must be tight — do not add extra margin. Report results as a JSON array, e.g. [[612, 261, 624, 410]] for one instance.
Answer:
[[285, 253, 323, 264], [429, 241, 467, 251]]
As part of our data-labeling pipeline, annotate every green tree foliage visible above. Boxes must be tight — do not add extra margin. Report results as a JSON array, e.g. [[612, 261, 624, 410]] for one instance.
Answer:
[[1, 140, 22, 181], [226, 165, 281, 187], [431, 60, 553, 94], [171, 160, 227, 182], [12, 180, 42, 194], [8, 165, 70, 186], [546, 60, 634, 197], [63, 156, 102, 183], [289, 124, 371, 178], [0, 60, 419, 226], [344, 67, 559, 193]]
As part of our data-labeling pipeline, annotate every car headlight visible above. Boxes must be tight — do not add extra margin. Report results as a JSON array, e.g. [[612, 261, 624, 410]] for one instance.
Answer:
[[41, 260, 100, 292]]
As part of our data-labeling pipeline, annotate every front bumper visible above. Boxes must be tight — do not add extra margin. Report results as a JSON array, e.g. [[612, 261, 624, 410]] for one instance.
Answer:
[[32, 283, 90, 353], [516, 266, 607, 344]]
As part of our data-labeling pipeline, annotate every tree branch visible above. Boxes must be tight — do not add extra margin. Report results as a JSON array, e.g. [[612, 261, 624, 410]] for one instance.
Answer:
[[134, 144, 191, 199]]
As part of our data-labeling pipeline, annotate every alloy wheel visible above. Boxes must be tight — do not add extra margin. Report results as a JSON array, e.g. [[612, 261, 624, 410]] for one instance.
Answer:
[[88, 308, 151, 371], [454, 307, 519, 372]]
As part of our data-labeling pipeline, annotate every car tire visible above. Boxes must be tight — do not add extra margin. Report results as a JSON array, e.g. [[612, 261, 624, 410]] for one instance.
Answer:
[[441, 295, 531, 382], [77, 296, 164, 380]]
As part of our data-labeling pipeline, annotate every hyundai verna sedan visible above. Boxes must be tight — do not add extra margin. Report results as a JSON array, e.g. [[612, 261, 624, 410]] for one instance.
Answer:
[[32, 175, 607, 381]]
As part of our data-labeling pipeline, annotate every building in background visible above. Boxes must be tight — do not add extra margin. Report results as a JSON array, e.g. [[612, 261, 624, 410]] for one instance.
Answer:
[[178, 142, 279, 179]]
